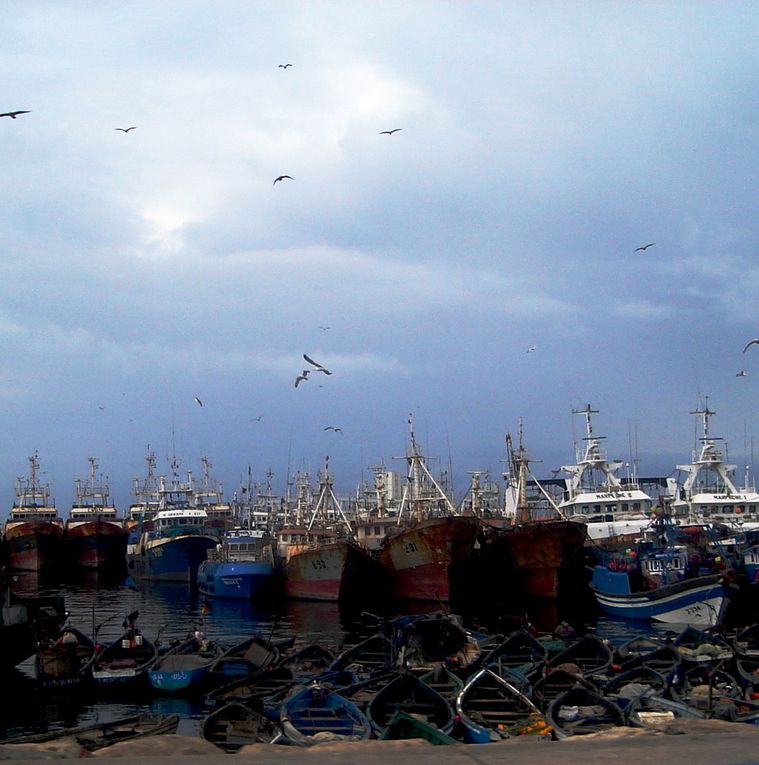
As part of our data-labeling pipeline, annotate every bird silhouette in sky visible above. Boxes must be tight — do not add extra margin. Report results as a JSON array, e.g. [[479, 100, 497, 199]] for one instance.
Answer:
[[634, 243, 655, 252], [273, 175, 293, 186], [251, 414, 264, 422], [319, 325, 330, 331], [303, 353, 332, 375], [194, 397, 203, 407], [0, 110, 30, 119], [737, 370, 748, 377], [294, 370, 310, 388], [527, 345, 536, 353], [379, 128, 402, 135], [115, 126, 137, 133], [278, 63, 293, 69], [324, 426, 343, 434], [743, 339, 759, 353]]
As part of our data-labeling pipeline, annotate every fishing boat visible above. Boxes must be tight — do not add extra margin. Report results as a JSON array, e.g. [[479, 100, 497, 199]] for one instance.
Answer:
[[201, 700, 282, 751], [379, 709, 458, 744], [471, 627, 548, 675], [673, 625, 733, 667], [328, 632, 395, 675], [600, 665, 670, 709], [281, 460, 386, 604], [198, 527, 275, 601], [394, 611, 478, 671], [91, 611, 158, 689], [555, 405, 656, 545], [546, 635, 614, 677], [65, 457, 128, 570], [0, 714, 180, 750], [378, 422, 480, 603], [192, 456, 235, 533], [590, 512, 726, 625], [34, 623, 97, 689], [205, 664, 296, 708], [456, 668, 552, 743], [147, 632, 223, 694], [546, 685, 625, 738], [479, 428, 588, 628], [4, 454, 66, 572], [0, 573, 67, 671], [531, 666, 598, 712], [671, 402, 759, 532], [418, 663, 464, 702], [126, 458, 218, 583], [280, 681, 373, 743], [207, 633, 282, 682], [367, 670, 455, 737], [625, 693, 705, 729]]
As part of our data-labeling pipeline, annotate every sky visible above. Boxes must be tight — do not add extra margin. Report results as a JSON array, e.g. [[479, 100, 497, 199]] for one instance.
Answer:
[[0, 1, 757, 514]]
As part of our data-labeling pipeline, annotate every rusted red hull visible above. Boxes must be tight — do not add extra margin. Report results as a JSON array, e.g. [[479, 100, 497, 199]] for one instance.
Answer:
[[284, 540, 386, 603], [66, 520, 128, 569], [4, 521, 66, 572], [379, 516, 481, 602]]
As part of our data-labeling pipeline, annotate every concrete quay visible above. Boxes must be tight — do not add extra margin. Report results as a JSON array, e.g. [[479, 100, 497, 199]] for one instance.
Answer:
[[1, 720, 759, 765]]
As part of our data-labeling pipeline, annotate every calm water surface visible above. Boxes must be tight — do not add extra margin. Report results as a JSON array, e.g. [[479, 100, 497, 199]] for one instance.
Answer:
[[2, 570, 668, 741]]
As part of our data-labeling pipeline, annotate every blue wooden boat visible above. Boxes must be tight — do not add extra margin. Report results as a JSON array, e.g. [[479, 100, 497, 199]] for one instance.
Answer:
[[280, 682, 372, 743], [201, 700, 283, 751], [91, 612, 158, 689], [207, 634, 282, 681], [148, 633, 223, 694], [197, 528, 275, 601]]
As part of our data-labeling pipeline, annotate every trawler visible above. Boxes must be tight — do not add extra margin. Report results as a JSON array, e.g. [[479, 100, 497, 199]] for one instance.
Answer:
[[378, 419, 480, 603], [66, 457, 128, 569], [4, 453, 65, 571], [557, 405, 655, 544], [671, 401, 759, 532]]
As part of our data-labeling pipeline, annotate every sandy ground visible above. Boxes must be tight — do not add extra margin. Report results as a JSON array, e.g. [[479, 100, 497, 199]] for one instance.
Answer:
[[1, 720, 759, 764]]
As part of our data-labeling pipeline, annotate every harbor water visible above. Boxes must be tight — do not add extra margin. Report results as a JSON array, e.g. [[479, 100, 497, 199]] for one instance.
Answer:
[[1, 568, 685, 742]]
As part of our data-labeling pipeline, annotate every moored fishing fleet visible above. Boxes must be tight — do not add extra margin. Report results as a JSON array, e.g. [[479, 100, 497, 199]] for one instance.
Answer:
[[3, 402, 759, 666]]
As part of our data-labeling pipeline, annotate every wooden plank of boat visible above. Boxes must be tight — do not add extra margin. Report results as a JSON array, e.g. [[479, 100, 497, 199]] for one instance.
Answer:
[[0, 714, 179, 751]]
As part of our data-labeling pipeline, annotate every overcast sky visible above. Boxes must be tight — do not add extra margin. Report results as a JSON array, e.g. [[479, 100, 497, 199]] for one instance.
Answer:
[[1, 1, 757, 513]]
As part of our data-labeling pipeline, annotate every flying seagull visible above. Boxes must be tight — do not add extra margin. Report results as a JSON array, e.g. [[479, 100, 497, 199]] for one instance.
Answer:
[[251, 414, 264, 422], [379, 128, 402, 135], [743, 339, 759, 353], [278, 63, 293, 69], [526, 345, 536, 353], [0, 110, 30, 119], [324, 426, 343, 434], [273, 175, 293, 186], [303, 353, 332, 375], [115, 126, 137, 133], [634, 243, 656, 252], [194, 397, 203, 407], [294, 370, 310, 388], [737, 370, 749, 377], [319, 325, 330, 331]]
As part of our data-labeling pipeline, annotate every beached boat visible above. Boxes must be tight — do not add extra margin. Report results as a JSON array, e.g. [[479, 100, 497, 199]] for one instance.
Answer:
[[546, 635, 614, 677], [280, 682, 373, 743], [91, 611, 158, 689], [393, 611, 478, 671], [673, 625, 734, 667], [379, 709, 458, 744], [546, 685, 625, 737], [378, 420, 480, 603], [471, 627, 548, 675], [456, 668, 552, 743], [207, 633, 282, 681], [147, 632, 223, 693], [65, 458, 128, 570], [0, 573, 67, 673], [0, 714, 180, 750], [600, 665, 670, 709], [418, 663, 464, 702], [328, 632, 395, 675], [127, 460, 218, 583], [201, 700, 282, 751], [625, 693, 705, 729], [367, 670, 455, 736], [198, 527, 275, 601], [34, 623, 96, 689], [4, 454, 66, 572]]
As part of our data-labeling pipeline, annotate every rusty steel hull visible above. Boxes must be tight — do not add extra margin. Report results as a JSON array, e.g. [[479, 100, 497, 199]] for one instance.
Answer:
[[284, 540, 386, 603], [66, 520, 129, 569], [4, 521, 66, 572], [379, 516, 481, 602]]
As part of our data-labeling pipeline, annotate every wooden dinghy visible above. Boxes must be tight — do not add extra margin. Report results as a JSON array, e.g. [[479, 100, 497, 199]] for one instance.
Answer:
[[280, 681, 372, 743], [91, 613, 158, 689], [201, 700, 282, 751], [207, 634, 281, 682], [546, 635, 613, 677], [471, 628, 547, 675], [379, 709, 458, 744], [328, 633, 395, 676], [674, 626, 733, 667], [546, 685, 624, 738], [0, 714, 179, 751], [600, 665, 669, 709], [34, 624, 97, 689], [418, 663, 464, 702], [148, 634, 223, 694], [456, 668, 552, 743], [531, 666, 598, 712], [618, 643, 682, 675], [367, 670, 454, 737], [626, 693, 705, 729], [206, 665, 296, 708]]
